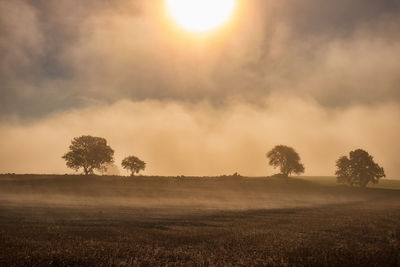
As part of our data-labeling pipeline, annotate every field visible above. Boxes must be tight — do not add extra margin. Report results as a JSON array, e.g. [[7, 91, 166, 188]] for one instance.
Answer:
[[1, 174, 400, 266]]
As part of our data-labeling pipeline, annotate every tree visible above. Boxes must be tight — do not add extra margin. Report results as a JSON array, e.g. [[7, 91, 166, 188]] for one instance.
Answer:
[[266, 145, 305, 177], [121, 155, 146, 176], [62, 135, 114, 175], [335, 149, 385, 187]]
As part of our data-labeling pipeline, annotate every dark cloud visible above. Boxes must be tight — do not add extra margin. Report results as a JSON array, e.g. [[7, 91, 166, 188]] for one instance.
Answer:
[[0, 0, 399, 177], [280, 0, 400, 37], [1, 0, 400, 117]]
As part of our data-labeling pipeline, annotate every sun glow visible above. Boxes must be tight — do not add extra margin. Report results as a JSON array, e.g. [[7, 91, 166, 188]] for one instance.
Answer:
[[166, 0, 237, 33]]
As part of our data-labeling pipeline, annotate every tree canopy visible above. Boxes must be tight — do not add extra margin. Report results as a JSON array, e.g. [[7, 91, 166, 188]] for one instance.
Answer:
[[121, 155, 146, 176], [62, 135, 114, 175], [335, 149, 385, 187], [266, 145, 305, 177]]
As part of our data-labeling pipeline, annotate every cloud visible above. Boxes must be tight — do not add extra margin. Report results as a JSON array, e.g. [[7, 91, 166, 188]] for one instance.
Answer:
[[1, 0, 400, 116], [0, 0, 399, 177], [0, 97, 399, 178]]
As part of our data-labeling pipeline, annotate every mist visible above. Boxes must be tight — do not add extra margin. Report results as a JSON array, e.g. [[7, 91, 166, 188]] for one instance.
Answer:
[[0, 0, 399, 177], [2, 2, 400, 266], [0, 97, 398, 177]]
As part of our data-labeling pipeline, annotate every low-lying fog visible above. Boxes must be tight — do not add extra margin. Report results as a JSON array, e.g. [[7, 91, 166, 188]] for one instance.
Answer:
[[0, 175, 369, 211]]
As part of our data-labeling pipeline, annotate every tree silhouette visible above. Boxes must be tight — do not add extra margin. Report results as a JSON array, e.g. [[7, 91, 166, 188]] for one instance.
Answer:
[[62, 135, 114, 175], [121, 155, 146, 176], [266, 145, 305, 177], [336, 149, 385, 187]]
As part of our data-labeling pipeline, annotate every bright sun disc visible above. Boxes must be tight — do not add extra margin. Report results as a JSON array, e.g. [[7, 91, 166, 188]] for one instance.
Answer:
[[166, 0, 236, 33]]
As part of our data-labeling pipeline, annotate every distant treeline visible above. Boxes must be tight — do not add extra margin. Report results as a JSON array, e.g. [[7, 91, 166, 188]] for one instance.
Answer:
[[61, 135, 385, 188]]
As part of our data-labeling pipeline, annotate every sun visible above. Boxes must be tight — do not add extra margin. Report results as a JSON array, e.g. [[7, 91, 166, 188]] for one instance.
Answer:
[[166, 0, 237, 33]]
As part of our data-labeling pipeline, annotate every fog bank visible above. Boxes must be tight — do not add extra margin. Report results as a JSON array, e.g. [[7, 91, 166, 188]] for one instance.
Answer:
[[0, 97, 398, 177]]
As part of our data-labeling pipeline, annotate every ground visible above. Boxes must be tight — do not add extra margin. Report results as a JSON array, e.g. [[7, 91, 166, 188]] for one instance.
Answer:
[[0, 174, 399, 266]]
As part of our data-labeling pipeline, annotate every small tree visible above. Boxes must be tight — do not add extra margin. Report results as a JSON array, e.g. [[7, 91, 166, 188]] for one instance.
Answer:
[[62, 135, 114, 175], [335, 149, 385, 187], [266, 145, 305, 177], [121, 155, 146, 176]]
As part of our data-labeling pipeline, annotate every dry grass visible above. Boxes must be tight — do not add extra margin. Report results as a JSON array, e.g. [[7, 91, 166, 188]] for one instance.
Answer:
[[0, 174, 399, 266]]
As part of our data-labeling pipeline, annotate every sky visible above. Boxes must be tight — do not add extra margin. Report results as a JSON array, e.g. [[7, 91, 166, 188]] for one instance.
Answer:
[[0, 0, 399, 177]]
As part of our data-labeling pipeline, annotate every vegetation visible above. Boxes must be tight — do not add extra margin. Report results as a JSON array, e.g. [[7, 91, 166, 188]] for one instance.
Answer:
[[121, 155, 146, 176], [62, 135, 114, 175], [336, 149, 385, 187], [1, 139, 395, 265], [0, 174, 399, 266], [266, 145, 305, 177]]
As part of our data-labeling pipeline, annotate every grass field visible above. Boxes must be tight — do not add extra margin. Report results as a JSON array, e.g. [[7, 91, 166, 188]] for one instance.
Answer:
[[0, 174, 399, 266], [301, 176, 400, 190]]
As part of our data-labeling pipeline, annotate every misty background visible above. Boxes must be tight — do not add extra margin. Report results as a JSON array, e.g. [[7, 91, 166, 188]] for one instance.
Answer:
[[0, 0, 399, 177]]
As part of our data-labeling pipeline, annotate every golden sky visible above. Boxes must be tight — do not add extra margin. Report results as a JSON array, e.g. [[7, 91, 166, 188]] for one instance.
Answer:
[[0, 0, 399, 177]]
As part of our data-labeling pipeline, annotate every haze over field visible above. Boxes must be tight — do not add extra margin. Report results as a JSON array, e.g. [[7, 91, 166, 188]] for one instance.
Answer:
[[0, 0, 399, 177]]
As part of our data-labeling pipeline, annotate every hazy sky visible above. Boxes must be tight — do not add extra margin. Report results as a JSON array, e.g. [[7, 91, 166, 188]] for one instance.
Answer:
[[1, 0, 399, 177]]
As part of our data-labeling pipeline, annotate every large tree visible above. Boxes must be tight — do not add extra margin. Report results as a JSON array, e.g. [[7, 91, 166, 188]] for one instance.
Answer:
[[266, 145, 305, 177], [62, 135, 114, 175], [121, 155, 146, 176], [335, 149, 385, 187]]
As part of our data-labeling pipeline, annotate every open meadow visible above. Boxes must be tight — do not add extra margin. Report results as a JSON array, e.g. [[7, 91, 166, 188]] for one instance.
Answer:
[[0, 174, 399, 266]]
